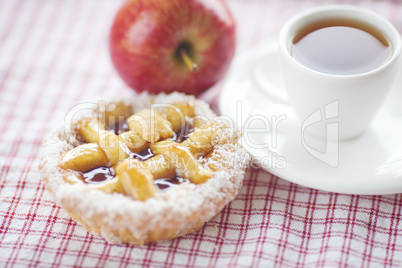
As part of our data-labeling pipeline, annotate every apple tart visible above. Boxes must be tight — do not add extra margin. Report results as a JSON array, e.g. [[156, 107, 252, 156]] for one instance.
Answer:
[[39, 92, 250, 245]]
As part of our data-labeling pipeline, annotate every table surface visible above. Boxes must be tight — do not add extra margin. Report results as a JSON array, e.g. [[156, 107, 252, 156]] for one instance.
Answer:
[[2, 0, 402, 267]]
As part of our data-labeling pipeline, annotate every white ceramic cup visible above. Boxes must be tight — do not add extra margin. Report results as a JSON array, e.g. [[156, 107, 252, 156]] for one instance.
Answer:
[[278, 5, 401, 140]]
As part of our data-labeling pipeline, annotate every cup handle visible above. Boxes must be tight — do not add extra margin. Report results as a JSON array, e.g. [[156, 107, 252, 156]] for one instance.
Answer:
[[252, 43, 290, 104]]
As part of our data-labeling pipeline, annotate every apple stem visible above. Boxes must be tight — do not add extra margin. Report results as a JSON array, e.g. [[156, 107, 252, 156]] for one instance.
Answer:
[[180, 48, 199, 72]]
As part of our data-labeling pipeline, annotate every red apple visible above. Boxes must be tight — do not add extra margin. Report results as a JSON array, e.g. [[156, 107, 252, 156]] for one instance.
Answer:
[[109, 0, 236, 96]]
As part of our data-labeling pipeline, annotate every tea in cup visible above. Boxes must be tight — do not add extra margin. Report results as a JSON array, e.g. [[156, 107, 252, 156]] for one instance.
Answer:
[[279, 5, 401, 140]]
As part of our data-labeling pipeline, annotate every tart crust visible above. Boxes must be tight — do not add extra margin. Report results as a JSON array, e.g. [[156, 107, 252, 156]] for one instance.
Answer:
[[39, 92, 249, 245]]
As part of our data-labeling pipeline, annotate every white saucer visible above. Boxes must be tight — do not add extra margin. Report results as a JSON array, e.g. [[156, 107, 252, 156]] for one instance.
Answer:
[[220, 39, 402, 195]]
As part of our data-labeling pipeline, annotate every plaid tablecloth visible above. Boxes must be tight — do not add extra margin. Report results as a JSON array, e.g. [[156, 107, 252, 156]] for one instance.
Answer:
[[2, 0, 402, 267]]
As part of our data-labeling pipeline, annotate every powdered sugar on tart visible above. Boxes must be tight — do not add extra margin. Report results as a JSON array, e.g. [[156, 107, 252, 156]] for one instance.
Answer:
[[39, 92, 249, 245]]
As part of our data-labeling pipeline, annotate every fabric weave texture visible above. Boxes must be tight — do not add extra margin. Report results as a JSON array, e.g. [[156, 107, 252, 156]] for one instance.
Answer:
[[1, 0, 402, 267]]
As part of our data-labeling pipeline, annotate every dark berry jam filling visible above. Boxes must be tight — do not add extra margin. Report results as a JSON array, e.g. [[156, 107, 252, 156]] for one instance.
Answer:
[[129, 148, 154, 161], [154, 177, 190, 190], [82, 168, 188, 191], [83, 121, 193, 187], [171, 123, 192, 143], [82, 166, 114, 183]]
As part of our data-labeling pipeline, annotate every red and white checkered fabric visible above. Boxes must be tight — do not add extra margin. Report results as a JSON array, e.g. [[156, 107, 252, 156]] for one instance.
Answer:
[[1, 0, 402, 267]]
